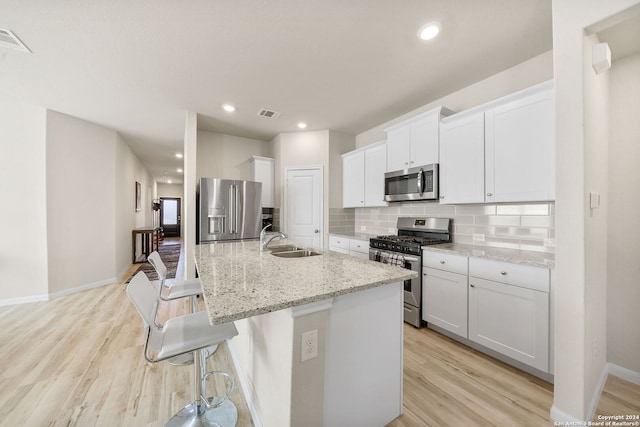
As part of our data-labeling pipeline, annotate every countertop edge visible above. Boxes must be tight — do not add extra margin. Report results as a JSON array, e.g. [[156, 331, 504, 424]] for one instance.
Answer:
[[207, 271, 418, 325], [422, 243, 555, 269]]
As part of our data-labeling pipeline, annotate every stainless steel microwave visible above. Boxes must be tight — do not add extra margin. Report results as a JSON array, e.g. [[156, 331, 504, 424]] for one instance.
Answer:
[[384, 164, 439, 202]]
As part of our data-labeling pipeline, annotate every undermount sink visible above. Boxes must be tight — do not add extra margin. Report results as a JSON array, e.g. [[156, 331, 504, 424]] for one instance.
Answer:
[[268, 245, 302, 253], [271, 249, 322, 258]]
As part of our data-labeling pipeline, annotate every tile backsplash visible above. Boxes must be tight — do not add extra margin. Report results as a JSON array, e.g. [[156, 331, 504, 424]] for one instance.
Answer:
[[330, 202, 555, 253]]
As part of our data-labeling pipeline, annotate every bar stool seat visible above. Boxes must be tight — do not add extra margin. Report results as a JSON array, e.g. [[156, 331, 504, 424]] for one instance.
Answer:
[[127, 271, 239, 427], [147, 250, 218, 365]]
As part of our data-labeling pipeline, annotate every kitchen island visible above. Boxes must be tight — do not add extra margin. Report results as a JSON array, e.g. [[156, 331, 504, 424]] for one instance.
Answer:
[[194, 240, 416, 427]]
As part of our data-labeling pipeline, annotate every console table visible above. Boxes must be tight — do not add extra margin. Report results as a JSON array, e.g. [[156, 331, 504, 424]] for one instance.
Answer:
[[132, 226, 161, 263]]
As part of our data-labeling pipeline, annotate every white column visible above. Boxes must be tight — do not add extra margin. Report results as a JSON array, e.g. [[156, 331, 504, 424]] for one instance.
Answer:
[[183, 111, 198, 279]]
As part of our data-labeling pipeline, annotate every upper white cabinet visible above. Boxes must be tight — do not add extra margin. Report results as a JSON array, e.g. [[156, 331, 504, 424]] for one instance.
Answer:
[[385, 106, 453, 172], [250, 156, 275, 208], [439, 111, 485, 204], [439, 81, 554, 204], [342, 142, 387, 208], [485, 83, 554, 203]]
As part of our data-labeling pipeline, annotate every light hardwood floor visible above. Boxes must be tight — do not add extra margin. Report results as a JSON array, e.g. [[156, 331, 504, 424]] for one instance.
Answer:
[[1, 245, 638, 426]]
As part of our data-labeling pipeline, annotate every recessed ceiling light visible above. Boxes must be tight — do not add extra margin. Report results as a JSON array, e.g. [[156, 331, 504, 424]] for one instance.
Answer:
[[168, 180, 172, 184], [418, 21, 441, 41], [175, 153, 183, 159], [297, 122, 308, 129], [222, 104, 236, 112], [177, 168, 183, 173]]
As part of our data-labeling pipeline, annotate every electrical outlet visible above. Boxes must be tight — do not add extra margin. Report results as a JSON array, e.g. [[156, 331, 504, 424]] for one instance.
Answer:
[[301, 329, 318, 362], [473, 234, 485, 242], [360, 225, 367, 231]]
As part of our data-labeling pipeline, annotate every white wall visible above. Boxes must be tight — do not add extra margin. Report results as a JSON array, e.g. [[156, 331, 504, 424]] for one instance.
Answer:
[[197, 131, 271, 181], [551, 0, 640, 422], [0, 95, 48, 302], [607, 52, 640, 373], [46, 111, 118, 293]]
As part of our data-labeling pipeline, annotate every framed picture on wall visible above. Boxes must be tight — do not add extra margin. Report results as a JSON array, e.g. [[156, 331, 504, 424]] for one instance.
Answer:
[[135, 181, 141, 212]]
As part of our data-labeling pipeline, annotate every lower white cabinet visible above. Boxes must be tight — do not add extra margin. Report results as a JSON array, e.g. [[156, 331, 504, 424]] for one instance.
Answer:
[[423, 250, 551, 374], [423, 267, 468, 338], [468, 258, 550, 373], [329, 235, 369, 259], [468, 277, 549, 372], [349, 238, 369, 260]]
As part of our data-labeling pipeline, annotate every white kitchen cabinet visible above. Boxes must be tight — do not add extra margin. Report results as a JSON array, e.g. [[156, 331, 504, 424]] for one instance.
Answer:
[[485, 82, 554, 202], [342, 150, 366, 208], [437, 80, 554, 204], [329, 235, 350, 255], [342, 142, 387, 208], [363, 143, 387, 206], [349, 238, 369, 260], [468, 258, 550, 372], [249, 156, 275, 208], [329, 235, 370, 259], [439, 111, 485, 204], [385, 106, 453, 172], [422, 251, 469, 338]]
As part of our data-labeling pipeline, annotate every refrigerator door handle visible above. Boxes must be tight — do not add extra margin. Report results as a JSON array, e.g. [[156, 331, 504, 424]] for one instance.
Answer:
[[228, 185, 235, 234], [235, 184, 241, 236]]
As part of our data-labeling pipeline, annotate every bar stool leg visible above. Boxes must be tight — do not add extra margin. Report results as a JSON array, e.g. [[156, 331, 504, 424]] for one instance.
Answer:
[[164, 346, 237, 427]]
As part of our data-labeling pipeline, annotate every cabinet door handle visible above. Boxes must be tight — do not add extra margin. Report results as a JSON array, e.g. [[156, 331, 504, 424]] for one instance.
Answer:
[[500, 271, 507, 276], [439, 260, 445, 264], [487, 192, 493, 196], [470, 284, 475, 288]]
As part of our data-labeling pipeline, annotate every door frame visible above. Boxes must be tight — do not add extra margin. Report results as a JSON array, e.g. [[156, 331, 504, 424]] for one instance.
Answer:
[[284, 166, 324, 249], [159, 197, 182, 237]]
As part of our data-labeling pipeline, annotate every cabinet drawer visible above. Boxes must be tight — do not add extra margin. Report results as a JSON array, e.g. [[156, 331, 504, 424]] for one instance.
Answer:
[[423, 251, 468, 275], [349, 238, 369, 254], [329, 235, 350, 250], [469, 257, 549, 293]]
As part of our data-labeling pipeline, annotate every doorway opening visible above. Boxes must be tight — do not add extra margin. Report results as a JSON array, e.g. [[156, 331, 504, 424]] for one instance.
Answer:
[[160, 197, 181, 237]]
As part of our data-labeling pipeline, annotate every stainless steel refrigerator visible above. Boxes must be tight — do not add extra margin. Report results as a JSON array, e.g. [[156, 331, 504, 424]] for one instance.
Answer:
[[197, 178, 263, 243]]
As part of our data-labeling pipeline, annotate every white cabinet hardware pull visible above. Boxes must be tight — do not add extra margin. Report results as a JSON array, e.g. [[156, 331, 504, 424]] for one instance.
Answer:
[[500, 271, 507, 275], [470, 284, 475, 288], [487, 192, 493, 196]]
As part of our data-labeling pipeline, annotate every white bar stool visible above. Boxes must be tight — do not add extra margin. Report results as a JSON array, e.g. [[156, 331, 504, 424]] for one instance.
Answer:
[[147, 250, 218, 365], [127, 271, 239, 427]]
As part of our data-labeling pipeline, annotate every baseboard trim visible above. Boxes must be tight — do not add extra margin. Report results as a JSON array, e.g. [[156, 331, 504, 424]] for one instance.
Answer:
[[550, 405, 584, 423], [0, 293, 49, 307], [48, 277, 116, 300], [0, 277, 116, 307], [227, 338, 263, 427], [608, 363, 640, 385], [586, 363, 609, 421]]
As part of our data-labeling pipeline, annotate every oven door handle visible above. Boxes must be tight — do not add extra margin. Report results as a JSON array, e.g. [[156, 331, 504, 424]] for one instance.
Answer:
[[402, 255, 420, 263]]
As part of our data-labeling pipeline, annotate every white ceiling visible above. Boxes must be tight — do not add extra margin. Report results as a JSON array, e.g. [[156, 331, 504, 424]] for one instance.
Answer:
[[0, 0, 554, 183]]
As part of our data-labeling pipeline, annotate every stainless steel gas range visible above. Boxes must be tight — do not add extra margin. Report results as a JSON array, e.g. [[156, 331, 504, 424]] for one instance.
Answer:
[[369, 217, 452, 327]]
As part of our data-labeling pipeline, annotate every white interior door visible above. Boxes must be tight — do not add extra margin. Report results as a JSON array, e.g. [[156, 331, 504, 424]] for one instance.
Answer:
[[285, 167, 323, 248]]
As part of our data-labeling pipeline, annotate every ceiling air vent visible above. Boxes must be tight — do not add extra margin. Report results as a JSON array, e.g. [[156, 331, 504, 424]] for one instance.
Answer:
[[257, 108, 282, 119], [0, 28, 31, 53]]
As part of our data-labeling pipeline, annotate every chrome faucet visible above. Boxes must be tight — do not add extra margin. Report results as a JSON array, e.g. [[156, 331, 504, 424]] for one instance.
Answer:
[[260, 224, 287, 252]]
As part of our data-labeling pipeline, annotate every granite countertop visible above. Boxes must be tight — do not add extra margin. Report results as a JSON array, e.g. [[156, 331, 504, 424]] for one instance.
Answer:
[[194, 240, 417, 325], [422, 243, 555, 269]]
